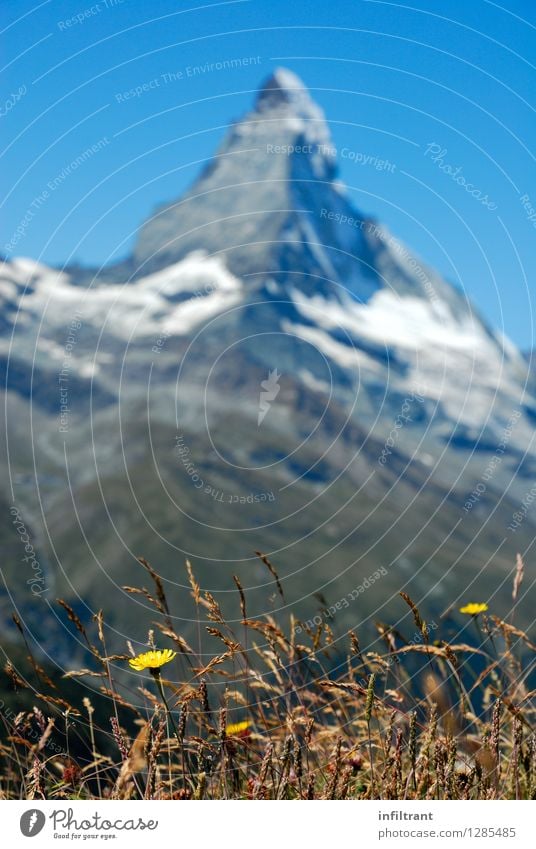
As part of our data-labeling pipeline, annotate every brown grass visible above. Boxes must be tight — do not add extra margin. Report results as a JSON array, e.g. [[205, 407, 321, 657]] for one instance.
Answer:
[[0, 555, 534, 800]]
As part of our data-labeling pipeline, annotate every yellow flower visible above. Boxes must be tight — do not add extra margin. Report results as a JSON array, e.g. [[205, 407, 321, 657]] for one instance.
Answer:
[[459, 602, 488, 616], [128, 649, 177, 673], [225, 720, 252, 737]]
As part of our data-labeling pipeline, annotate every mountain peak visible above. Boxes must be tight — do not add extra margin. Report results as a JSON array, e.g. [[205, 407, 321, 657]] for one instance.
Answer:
[[249, 67, 334, 175], [256, 68, 311, 111], [255, 68, 328, 132]]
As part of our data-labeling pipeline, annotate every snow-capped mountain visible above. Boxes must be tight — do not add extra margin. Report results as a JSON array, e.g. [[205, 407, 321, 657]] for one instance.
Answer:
[[2, 70, 532, 473], [1, 69, 534, 644]]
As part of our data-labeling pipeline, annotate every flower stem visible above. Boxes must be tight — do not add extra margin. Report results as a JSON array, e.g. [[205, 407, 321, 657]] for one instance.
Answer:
[[151, 670, 180, 742]]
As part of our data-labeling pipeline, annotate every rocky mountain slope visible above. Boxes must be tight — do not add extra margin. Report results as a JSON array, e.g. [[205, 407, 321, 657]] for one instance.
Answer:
[[1, 69, 534, 657]]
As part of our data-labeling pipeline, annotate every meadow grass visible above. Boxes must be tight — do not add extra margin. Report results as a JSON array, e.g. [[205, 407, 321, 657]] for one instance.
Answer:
[[0, 554, 534, 800]]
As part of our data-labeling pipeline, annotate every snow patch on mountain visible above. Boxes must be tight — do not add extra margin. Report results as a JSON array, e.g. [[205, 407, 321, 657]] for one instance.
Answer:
[[1, 253, 242, 343], [282, 320, 377, 371], [291, 287, 502, 359]]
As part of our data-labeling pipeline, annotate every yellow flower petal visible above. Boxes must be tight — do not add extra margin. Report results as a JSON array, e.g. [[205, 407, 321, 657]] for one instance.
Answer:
[[459, 602, 488, 616], [128, 648, 177, 672], [225, 720, 252, 737]]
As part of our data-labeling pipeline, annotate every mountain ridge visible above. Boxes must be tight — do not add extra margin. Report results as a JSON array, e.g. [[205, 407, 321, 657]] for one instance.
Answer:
[[1, 68, 534, 648]]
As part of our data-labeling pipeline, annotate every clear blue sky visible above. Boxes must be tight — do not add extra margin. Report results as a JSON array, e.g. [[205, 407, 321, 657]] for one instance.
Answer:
[[1, 0, 535, 348]]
